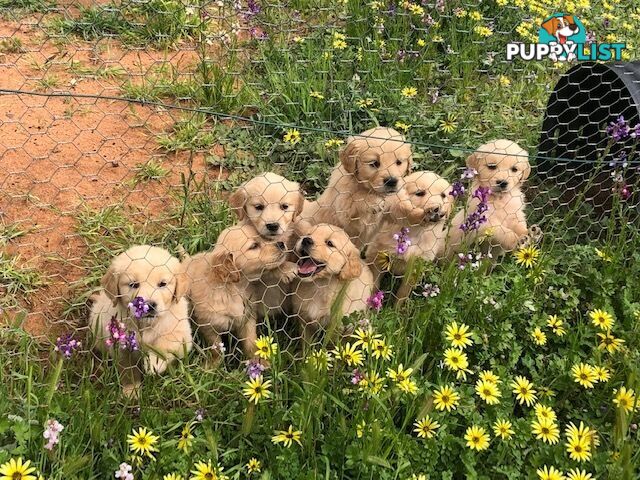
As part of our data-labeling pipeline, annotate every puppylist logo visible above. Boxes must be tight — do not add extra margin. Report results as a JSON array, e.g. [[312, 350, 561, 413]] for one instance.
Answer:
[[507, 13, 626, 62]]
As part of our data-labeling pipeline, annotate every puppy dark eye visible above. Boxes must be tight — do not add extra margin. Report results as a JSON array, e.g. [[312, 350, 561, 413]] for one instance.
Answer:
[[395, 159, 403, 166], [254, 204, 264, 211], [249, 242, 260, 250], [487, 164, 497, 171], [158, 280, 167, 288], [511, 167, 518, 172], [415, 190, 426, 197], [370, 160, 380, 169], [326, 240, 335, 248], [129, 282, 140, 289], [281, 204, 289, 211], [440, 193, 446, 199]]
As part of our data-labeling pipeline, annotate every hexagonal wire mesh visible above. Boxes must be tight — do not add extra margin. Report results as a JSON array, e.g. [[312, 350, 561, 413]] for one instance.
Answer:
[[0, 1, 638, 399]]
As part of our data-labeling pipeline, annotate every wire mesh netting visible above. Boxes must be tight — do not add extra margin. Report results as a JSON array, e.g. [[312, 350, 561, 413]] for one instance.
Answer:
[[1, 1, 640, 479]]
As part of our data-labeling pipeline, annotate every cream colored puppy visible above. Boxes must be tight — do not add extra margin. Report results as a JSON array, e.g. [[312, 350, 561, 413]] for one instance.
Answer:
[[185, 223, 291, 362], [447, 140, 531, 255], [367, 171, 453, 285], [229, 172, 305, 244], [302, 127, 413, 251], [89, 245, 192, 393], [290, 223, 374, 341]]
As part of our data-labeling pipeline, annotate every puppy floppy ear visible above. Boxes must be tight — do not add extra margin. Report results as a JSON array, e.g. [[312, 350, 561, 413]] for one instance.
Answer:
[[339, 137, 363, 174], [207, 250, 240, 284], [465, 150, 484, 172], [339, 246, 363, 281], [228, 187, 247, 221], [292, 190, 305, 220], [101, 265, 120, 306], [541, 17, 558, 36], [172, 265, 190, 303], [519, 152, 532, 181]]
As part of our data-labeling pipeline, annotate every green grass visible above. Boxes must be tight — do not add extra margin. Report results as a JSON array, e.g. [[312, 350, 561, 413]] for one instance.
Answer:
[[0, 37, 24, 54], [133, 160, 170, 183]]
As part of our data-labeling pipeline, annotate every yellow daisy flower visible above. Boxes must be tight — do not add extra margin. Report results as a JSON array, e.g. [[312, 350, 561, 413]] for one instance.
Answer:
[[497, 75, 511, 87], [567, 469, 594, 480], [469, 10, 482, 20], [547, 315, 566, 336], [387, 364, 413, 383], [283, 129, 301, 145], [359, 371, 386, 395], [324, 138, 344, 148], [309, 90, 324, 100], [439, 114, 458, 134], [246, 458, 261, 474], [473, 25, 493, 37], [433, 384, 460, 412], [534, 404, 556, 422], [190, 461, 225, 480], [565, 435, 591, 462], [417, 38, 426, 47], [597, 331, 624, 354], [464, 425, 490, 451], [243, 375, 272, 404], [333, 342, 363, 367], [594, 248, 612, 261], [511, 376, 537, 406], [163, 474, 184, 480], [255, 335, 278, 359], [371, 338, 393, 361], [394, 121, 412, 133], [531, 327, 547, 346], [127, 427, 159, 458], [475, 379, 502, 405], [178, 422, 194, 454], [443, 347, 469, 372], [445, 321, 473, 349], [613, 386, 637, 414], [401, 86, 418, 98], [351, 327, 379, 351], [515, 246, 540, 268], [0, 458, 37, 480], [536, 465, 565, 480], [479, 370, 500, 384], [532, 418, 560, 444], [572, 363, 598, 389], [271, 425, 302, 447], [397, 378, 418, 395], [413, 415, 440, 439], [589, 309, 614, 330], [493, 419, 514, 440], [594, 366, 611, 382]]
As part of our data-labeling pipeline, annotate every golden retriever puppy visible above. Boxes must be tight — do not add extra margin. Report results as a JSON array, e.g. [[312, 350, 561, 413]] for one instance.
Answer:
[[89, 245, 192, 394], [228, 172, 305, 244], [185, 223, 291, 363], [289, 223, 375, 342], [447, 140, 531, 255], [302, 127, 413, 251], [367, 171, 453, 285]]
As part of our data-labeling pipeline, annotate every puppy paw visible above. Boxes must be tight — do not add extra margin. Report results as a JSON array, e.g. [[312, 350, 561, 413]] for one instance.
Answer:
[[279, 262, 298, 283], [528, 224, 543, 244], [145, 354, 168, 375], [122, 382, 141, 399]]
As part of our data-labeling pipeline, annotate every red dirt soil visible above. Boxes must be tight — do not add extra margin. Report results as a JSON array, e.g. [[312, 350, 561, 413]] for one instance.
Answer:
[[0, 14, 225, 339]]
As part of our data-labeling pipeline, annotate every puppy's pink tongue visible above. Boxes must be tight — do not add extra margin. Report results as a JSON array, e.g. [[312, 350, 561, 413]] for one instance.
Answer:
[[298, 259, 317, 275]]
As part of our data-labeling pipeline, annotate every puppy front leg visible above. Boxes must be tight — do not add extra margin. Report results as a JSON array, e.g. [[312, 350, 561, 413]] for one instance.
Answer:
[[240, 316, 258, 358], [145, 352, 172, 375]]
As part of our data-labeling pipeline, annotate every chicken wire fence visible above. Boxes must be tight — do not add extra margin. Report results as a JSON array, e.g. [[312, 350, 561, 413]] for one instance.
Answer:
[[0, 1, 639, 391]]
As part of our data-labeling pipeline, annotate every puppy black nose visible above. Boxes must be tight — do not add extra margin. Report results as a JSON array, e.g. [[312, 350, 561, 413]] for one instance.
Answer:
[[301, 237, 314, 247], [276, 241, 286, 251], [384, 177, 398, 188], [266, 223, 279, 233], [147, 301, 157, 312], [497, 180, 509, 189]]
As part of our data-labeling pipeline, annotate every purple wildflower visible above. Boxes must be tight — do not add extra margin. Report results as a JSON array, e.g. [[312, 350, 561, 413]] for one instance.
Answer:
[[606, 116, 631, 142], [603, 18, 610, 28], [366, 290, 384, 312], [351, 369, 364, 385], [105, 316, 138, 351], [461, 167, 478, 180], [632, 124, 640, 139], [43, 419, 64, 450], [250, 27, 267, 40], [449, 181, 465, 199], [115, 462, 133, 480], [460, 187, 491, 232], [393, 227, 411, 255], [458, 251, 492, 270], [586, 31, 596, 44], [246, 0, 260, 16], [435, 0, 445, 12], [421, 283, 440, 298], [245, 358, 266, 379], [195, 408, 206, 422], [423, 13, 435, 26], [55, 333, 81, 359], [128, 296, 150, 319]]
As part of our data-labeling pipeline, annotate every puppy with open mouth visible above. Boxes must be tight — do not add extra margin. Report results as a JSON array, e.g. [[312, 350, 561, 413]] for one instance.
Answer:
[[89, 245, 192, 396], [366, 171, 454, 287], [289, 223, 374, 343]]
